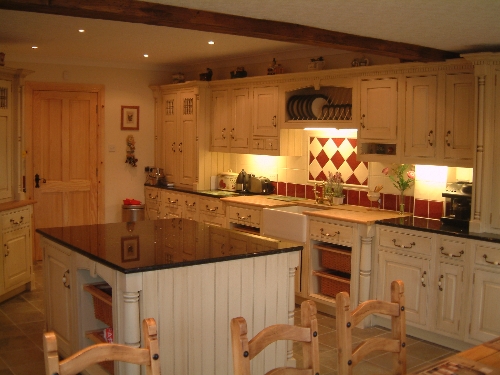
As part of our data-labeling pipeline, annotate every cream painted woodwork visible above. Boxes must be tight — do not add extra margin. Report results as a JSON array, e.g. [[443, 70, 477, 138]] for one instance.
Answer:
[[469, 241, 500, 343], [182, 193, 199, 221], [41, 234, 299, 375], [198, 196, 226, 227], [43, 238, 74, 359], [0, 79, 12, 202], [159, 190, 183, 219], [252, 86, 278, 137], [30, 88, 99, 261], [150, 83, 211, 191], [0, 204, 33, 302], [144, 186, 161, 220], [210, 87, 250, 152], [359, 77, 398, 140], [404, 75, 438, 159], [227, 204, 261, 229]]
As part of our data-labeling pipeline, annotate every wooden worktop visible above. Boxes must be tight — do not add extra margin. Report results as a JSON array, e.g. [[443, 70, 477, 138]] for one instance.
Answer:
[[220, 195, 408, 224]]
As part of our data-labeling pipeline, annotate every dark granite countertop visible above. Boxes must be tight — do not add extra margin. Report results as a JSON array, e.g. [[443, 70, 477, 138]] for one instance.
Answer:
[[376, 216, 500, 244], [36, 219, 302, 274]]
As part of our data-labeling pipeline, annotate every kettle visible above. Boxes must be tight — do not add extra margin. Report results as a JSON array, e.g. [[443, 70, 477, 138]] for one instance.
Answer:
[[236, 169, 248, 192]]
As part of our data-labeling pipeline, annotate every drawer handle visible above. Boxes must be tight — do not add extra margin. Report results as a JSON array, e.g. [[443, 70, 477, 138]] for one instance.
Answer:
[[392, 239, 415, 249], [222, 128, 226, 139], [440, 247, 464, 258], [62, 270, 70, 289], [360, 114, 366, 129], [185, 200, 196, 208], [438, 274, 443, 291], [320, 228, 340, 238], [4, 244, 9, 257], [421, 271, 427, 287], [483, 254, 500, 266], [236, 213, 251, 221], [445, 130, 452, 147], [206, 205, 218, 212], [148, 193, 158, 199], [168, 198, 178, 204], [427, 130, 434, 146], [230, 128, 235, 140], [10, 216, 24, 225], [171, 142, 176, 152]]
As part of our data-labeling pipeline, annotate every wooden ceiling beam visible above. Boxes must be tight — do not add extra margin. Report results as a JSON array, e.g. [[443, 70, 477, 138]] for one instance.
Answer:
[[0, 0, 459, 62]]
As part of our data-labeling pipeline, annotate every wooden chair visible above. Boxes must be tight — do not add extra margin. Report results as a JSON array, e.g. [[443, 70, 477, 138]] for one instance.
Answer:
[[336, 280, 406, 375], [231, 300, 319, 375], [43, 318, 161, 375]]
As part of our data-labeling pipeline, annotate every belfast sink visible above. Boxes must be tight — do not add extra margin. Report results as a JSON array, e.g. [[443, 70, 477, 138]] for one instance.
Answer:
[[261, 205, 321, 243]]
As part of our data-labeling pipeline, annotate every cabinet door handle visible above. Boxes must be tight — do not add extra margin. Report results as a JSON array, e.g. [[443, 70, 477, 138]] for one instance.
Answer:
[[392, 239, 415, 249], [320, 228, 340, 238], [222, 127, 226, 139], [62, 270, 70, 289], [34, 173, 47, 188], [483, 254, 500, 266], [148, 193, 158, 200], [440, 247, 464, 258], [178, 142, 183, 153], [168, 198, 178, 205], [427, 130, 434, 146], [4, 244, 9, 257], [360, 114, 366, 129], [231, 128, 235, 139], [171, 142, 176, 152], [206, 205, 218, 212], [10, 216, 24, 225], [438, 274, 443, 291], [185, 200, 196, 208], [272, 115, 277, 127], [421, 271, 427, 287], [445, 130, 452, 147]]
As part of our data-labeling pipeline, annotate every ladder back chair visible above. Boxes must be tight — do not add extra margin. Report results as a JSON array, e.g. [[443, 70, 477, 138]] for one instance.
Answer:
[[43, 318, 161, 375], [336, 280, 406, 375], [231, 300, 320, 375]]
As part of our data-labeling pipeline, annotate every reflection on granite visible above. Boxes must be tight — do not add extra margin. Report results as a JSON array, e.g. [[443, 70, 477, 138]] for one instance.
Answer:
[[36, 219, 302, 274], [376, 216, 500, 243]]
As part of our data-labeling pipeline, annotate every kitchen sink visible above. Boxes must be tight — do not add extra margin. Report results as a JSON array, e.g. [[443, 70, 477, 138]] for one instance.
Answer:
[[261, 205, 321, 243]]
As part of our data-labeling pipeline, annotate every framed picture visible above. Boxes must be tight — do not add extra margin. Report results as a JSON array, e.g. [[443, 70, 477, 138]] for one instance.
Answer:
[[121, 106, 139, 130], [121, 236, 140, 262]]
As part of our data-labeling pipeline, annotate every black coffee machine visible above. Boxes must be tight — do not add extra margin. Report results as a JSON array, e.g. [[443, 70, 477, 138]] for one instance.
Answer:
[[440, 181, 473, 228]]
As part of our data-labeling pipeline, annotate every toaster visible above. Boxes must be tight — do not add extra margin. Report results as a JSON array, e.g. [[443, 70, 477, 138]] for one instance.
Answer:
[[247, 176, 274, 194]]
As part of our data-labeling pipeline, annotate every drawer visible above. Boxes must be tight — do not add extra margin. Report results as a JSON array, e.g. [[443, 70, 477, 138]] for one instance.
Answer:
[[2, 206, 31, 230], [475, 243, 500, 266], [309, 219, 353, 246], [228, 206, 261, 228], [378, 228, 432, 256], [183, 195, 199, 213], [161, 191, 182, 207], [199, 197, 225, 216], [437, 236, 467, 261], [199, 212, 226, 227], [144, 187, 160, 201]]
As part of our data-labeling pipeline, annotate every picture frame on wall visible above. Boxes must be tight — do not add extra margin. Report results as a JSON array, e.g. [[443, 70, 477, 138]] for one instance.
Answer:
[[121, 105, 139, 130]]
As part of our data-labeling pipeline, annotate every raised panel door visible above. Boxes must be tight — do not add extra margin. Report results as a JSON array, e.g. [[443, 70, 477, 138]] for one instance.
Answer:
[[377, 251, 429, 326], [443, 73, 474, 163], [253, 86, 278, 137], [470, 269, 500, 342], [435, 262, 463, 337], [0, 79, 12, 201], [230, 88, 250, 150], [3, 227, 31, 290], [404, 75, 437, 158], [359, 78, 398, 140], [211, 89, 229, 149]]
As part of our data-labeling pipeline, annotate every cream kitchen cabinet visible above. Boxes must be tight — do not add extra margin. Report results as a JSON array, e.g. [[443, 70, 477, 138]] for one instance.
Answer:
[[150, 82, 210, 191], [0, 204, 33, 303], [252, 86, 279, 155], [182, 193, 199, 221], [227, 204, 261, 231], [160, 190, 184, 219], [198, 196, 226, 227], [469, 241, 500, 342], [210, 87, 250, 153], [144, 186, 161, 220]]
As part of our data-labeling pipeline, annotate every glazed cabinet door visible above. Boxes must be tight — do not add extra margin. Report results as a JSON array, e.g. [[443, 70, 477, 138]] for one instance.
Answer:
[[253, 86, 278, 137], [178, 90, 197, 187], [43, 239, 73, 358], [377, 251, 430, 327], [0, 79, 12, 201], [404, 75, 437, 159], [2, 227, 31, 290], [162, 93, 177, 185], [359, 78, 398, 140], [443, 73, 474, 164], [210, 89, 229, 150], [435, 262, 464, 337]]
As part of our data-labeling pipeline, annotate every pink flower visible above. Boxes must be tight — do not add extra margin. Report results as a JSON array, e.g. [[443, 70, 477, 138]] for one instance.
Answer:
[[407, 170, 415, 179], [382, 167, 389, 175]]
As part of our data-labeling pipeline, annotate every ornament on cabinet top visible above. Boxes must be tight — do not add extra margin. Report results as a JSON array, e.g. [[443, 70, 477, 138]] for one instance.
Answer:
[[199, 68, 213, 81], [308, 56, 325, 71], [125, 134, 138, 167]]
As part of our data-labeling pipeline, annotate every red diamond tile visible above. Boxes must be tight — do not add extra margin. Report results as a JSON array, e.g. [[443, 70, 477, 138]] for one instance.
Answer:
[[317, 138, 329, 147], [346, 174, 359, 185], [316, 171, 327, 181], [315, 149, 329, 168], [332, 138, 344, 147], [346, 152, 359, 171], [309, 172, 315, 181], [310, 151, 315, 164], [348, 138, 357, 148], [331, 151, 344, 169]]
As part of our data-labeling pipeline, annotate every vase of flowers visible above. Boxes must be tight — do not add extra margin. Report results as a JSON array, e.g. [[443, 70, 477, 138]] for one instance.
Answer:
[[325, 171, 344, 205], [382, 164, 415, 214]]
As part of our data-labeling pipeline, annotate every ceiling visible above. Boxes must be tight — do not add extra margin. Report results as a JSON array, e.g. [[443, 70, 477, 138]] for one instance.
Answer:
[[1, 0, 499, 70]]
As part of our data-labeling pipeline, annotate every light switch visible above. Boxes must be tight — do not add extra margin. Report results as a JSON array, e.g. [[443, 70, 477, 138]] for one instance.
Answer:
[[108, 144, 116, 152]]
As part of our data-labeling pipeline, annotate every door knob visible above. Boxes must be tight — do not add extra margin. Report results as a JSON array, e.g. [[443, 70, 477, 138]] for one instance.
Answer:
[[34, 174, 46, 188]]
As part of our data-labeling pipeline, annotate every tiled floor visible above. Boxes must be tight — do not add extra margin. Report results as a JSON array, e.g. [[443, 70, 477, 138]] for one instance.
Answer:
[[0, 262, 457, 375]]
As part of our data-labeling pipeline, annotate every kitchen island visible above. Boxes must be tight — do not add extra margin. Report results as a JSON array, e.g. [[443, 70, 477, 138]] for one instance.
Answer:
[[37, 219, 302, 375]]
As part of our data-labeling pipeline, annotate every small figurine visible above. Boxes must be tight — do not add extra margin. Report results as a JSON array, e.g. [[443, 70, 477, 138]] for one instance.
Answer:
[[200, 68, 213, 81], [125, 134, 138, 167]]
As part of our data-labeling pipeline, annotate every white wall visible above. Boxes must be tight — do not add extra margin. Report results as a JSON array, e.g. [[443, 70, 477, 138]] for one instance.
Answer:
[[7, 61, 171, 223]]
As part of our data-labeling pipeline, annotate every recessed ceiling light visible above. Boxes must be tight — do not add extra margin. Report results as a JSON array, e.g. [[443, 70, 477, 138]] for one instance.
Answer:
[[78, 29, 85, 33], [208, 41, 214, 45], [144, 54, 149, 58], [31, 46, 38, 49]]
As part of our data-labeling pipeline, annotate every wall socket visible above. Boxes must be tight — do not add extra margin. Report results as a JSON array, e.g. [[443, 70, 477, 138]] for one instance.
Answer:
[[268, 174, 278, 181]]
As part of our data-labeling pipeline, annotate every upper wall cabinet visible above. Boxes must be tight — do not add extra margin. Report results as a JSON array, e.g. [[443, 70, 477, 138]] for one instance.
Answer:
[[279, 77, 355, 129]]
